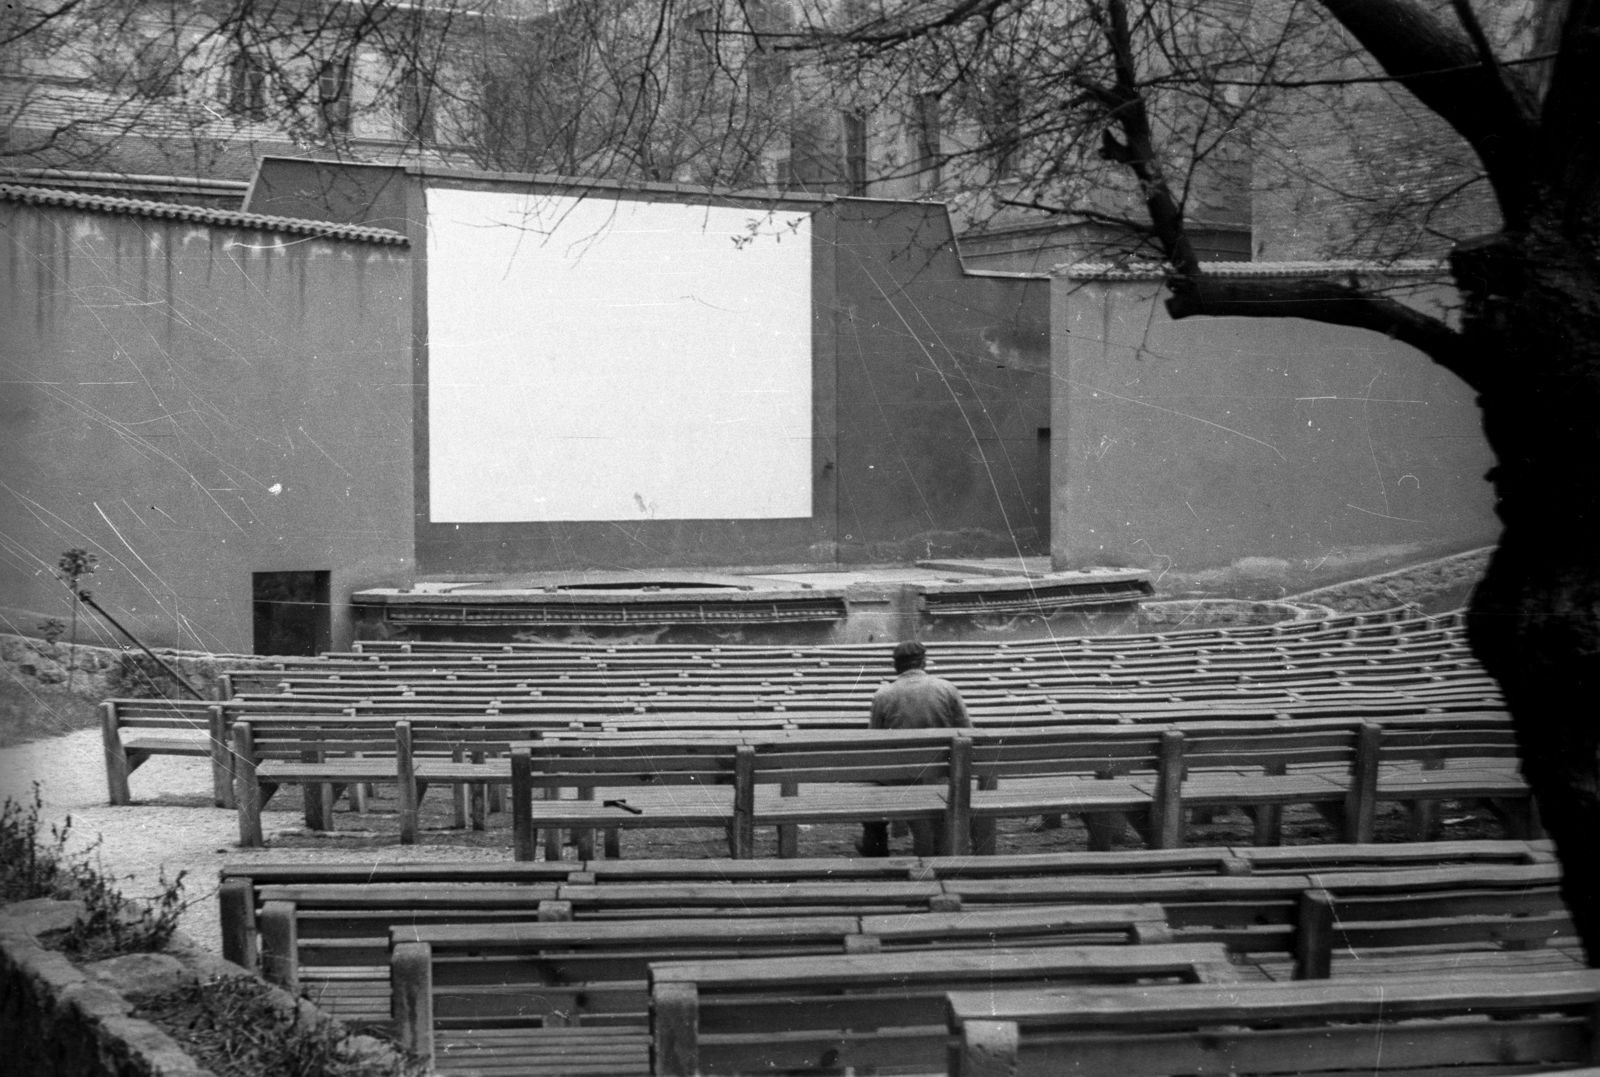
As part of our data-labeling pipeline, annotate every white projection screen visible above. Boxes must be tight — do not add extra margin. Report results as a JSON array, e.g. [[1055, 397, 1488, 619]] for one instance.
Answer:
[[425, 186, 814, 523]]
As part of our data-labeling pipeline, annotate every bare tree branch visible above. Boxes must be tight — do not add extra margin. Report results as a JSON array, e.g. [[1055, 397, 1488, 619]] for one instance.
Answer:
[[1165, 273, 1481, 390]]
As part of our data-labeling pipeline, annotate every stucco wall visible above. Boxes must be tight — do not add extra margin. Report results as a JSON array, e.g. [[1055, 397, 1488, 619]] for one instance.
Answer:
[[1051, 274, 1498, 578], [0, 200, 415, 653], [833, 200, 1051, 562], [249, 161, 1052, 575]]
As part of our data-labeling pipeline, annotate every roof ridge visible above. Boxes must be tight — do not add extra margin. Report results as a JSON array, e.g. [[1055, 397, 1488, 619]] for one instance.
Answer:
[[0, 183, 408, 246]]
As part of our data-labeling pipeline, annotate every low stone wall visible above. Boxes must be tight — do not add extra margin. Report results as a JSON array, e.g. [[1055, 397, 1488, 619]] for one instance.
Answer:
[[0, 900, 219, 1077], [0, 634, 278, 701], [1288, 547, 1492, 613], [0, 899, 403, 1077]]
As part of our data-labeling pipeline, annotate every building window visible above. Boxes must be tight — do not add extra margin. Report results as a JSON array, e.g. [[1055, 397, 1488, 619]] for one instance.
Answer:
[[912, 90, 941, 188], [226, 50, 266, 120], [400, 66, 435, 144], [988, 73, 1023, 179], [252, 571, 331, 657], [319, 56, 352, 136], [843, 111, 867, 196]]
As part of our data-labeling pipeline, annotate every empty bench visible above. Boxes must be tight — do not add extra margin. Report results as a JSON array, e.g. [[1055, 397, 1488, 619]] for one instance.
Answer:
[[948, 969, 1600, 1077]]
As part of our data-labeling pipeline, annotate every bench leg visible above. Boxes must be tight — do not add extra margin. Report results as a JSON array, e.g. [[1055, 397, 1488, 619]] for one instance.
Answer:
[[304, 782, 334, 832], [1250, 763, 1286, 845], [543, 788, 565, 862], [971, 817, 997, 856], [778, 780, 799, 859], [1082, 811, 1128, 852], [101, 706, 133, 806], [348, 757, 368, 815], [218, 878, 257, 969], [1405, 798, 1441, 842], [1248, 805, 1284, 846], [488, 781, 504, 814], [576, 787, 595, 859], [604, 826, 621, 859], [451, 750, 468, 829], [470, 783, 488, 831], [234, 725, 264, 848], [259, 900, 298, 991], [392, 941, 434, 1068], [653, 982, 699, 1077], [209, 707, 233, 809], [300, 749, 332, 832], [511, 751, 534, 862]]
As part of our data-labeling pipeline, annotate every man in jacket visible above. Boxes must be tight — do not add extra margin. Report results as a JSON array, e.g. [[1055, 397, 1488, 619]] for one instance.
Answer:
[[859, 640, 970, 856]]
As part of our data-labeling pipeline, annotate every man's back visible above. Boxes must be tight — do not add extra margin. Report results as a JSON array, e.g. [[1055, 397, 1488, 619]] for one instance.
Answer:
[[870, 668, 970, 730]]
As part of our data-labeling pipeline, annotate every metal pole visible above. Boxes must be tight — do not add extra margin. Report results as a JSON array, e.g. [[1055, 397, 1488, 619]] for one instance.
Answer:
[[77, 592, 208, 700]]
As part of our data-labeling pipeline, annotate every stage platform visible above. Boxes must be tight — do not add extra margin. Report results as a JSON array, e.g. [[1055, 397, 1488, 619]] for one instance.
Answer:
[[351, 561, 1154, 646]]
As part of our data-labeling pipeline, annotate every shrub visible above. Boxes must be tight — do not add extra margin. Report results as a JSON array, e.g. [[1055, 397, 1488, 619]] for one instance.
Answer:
[[0, 784, 189, 959], [137, 977, 425, 1077], [106, 652, 187, 700]]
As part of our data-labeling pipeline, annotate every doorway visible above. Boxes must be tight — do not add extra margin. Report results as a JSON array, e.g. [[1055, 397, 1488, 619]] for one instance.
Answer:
[[252, 571, 331, 656]]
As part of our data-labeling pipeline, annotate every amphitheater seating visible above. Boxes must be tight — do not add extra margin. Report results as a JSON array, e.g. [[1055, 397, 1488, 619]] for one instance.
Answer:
[[215, 846, 1569, 1049], [215, 835, 1554, 965], [945, 970, 1600, 1077], [389, 917, 1221, 1073]]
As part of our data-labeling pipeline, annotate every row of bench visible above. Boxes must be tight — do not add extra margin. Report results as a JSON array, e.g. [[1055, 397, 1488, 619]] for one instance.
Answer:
[[102, 688, 1506, 810], [237, 626, 1482, 681], [341, 606, 1465, 658], [212, 844, 1583, 1076], [217, 713, 1533, 854]]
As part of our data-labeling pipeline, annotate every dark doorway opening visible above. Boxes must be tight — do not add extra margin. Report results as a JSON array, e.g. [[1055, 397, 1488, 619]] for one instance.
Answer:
[[253, 571, 331, 656]]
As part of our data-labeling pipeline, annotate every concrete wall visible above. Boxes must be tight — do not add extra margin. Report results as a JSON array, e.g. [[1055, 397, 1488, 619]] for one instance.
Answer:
[[1051, 272, 1499, 582], [249, 160, 1051, 576], [833, 200, 1050, 562], [0, 199, 415, 654]]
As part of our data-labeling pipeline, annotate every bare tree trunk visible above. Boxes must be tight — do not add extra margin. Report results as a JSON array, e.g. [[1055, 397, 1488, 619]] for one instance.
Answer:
[[1455, 223, 1600, 967]]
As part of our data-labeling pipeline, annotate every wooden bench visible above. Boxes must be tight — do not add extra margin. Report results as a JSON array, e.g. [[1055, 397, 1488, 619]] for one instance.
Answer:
[[947, 969, 1600, 1077], [504, 717, 1527, 861], [231, 717, 400, 846], [218, 838, 1551, 966], [648, 941, 1236, 1077], [509, 732, 961, 861], [100, 699, 229, 807], [219, 851, 1566, 1023], [938, 861, 1572, 973], [1289, 877, 1575, 979], [388, 904, 1178, 1071]]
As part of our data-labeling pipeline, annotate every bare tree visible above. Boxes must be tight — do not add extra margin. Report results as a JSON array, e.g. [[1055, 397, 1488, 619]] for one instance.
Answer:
[[791, 0, 1600, 961]]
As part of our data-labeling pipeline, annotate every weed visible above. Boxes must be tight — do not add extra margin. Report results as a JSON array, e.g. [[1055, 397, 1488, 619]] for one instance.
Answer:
[[0, 784, 74, 902], [1, 783, 190, 958], [138, 977, 425, 1077]]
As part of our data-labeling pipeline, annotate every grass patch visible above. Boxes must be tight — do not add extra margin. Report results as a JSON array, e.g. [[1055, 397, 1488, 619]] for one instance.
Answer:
[[138, 977, 424, 1077], [0, 676, 102, 748]]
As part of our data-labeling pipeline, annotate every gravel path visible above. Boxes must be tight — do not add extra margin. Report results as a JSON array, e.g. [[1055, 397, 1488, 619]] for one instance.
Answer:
[[0, 728, 512, 955]]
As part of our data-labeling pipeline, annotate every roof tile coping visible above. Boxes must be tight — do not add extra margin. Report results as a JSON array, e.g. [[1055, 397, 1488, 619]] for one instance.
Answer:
[[1056, 259, 1447, 280], [0, 183, 408, 245]]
